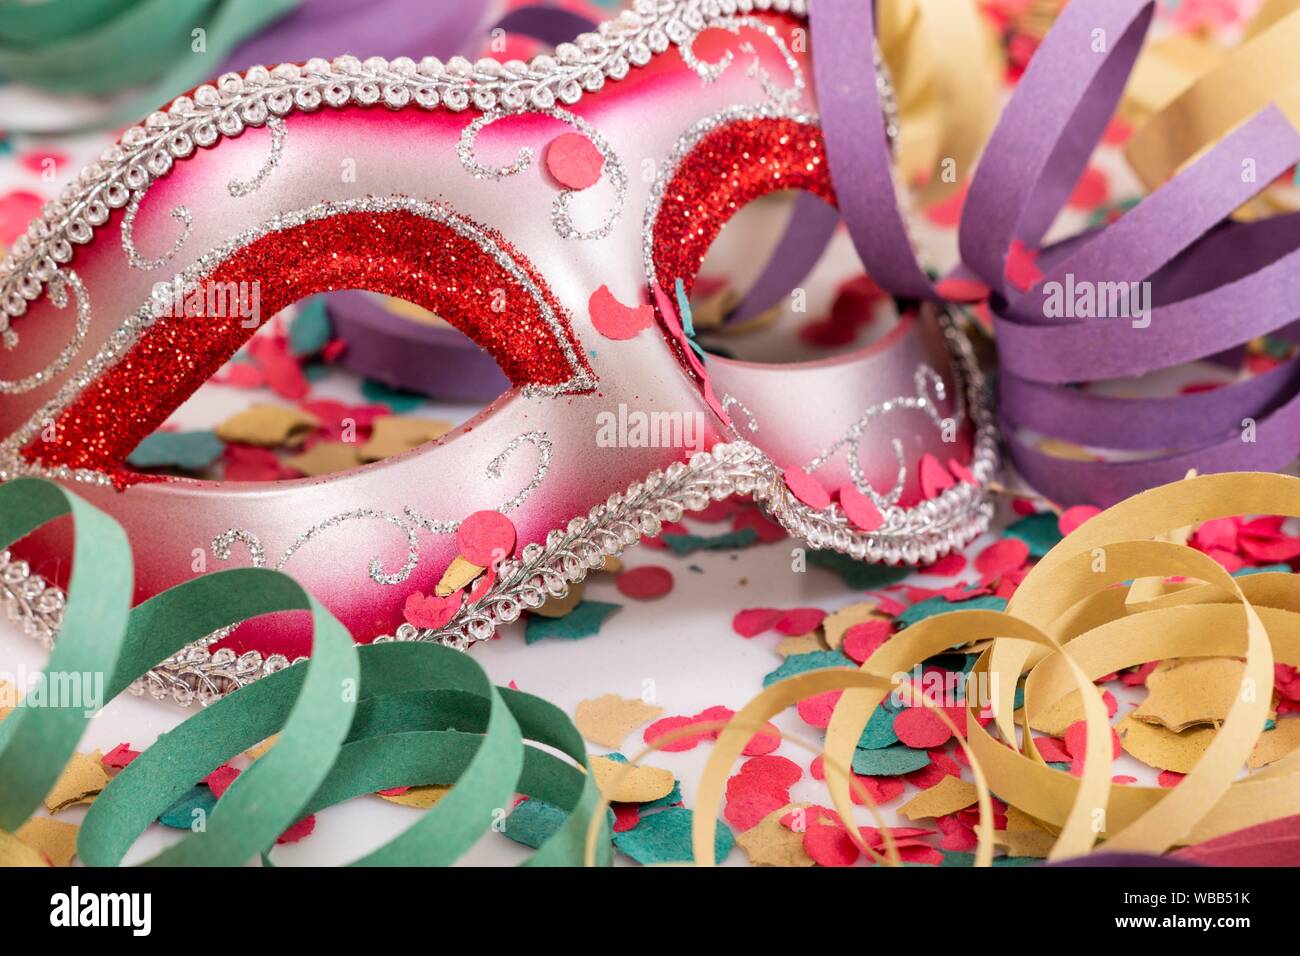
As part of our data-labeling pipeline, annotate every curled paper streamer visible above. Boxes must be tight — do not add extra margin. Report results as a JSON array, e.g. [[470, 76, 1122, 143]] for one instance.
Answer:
[[687, 472, 1300, 865], [0, 477, 608, 866], [1123, 0, 1300, 214], [960, 0, 1300, 506]]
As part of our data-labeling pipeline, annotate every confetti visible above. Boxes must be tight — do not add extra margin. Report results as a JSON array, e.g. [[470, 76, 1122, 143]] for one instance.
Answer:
[[15, 818, 78, 867], [851, 745, 932, 777], [575, 694, 664, 748], [361, 378, 425, 414], [435, 556, 486, 597], [285, 440, 362, 477], [545, 132, 606, 189], [403, 591, 461, 630], [590, 756, 676, 803], [975, 537, 1029, 582], [661, 528, 759, 555], [838, 483, 884, 531], [504, 798, 569, 850], [379, 785, 450, 809], [532, 581, 585, 618], [803, 823, 860, 866], [842, 619, 893, 664], [588, 284, 654, 340], [919, 454, 955, 499], [126, 430, 225, 472], [893, 707, 953, 749], [44, 751, 110, 813], [616, 565, 674, 600], [158, 785, 217, 830], [783, 466, 832, 509], [216, 404, 320, 447], [822, 601, 881, 649], [1004, 512, 1063, 557], [1249, 717, 1300, 769], [524, 600, 621, 643], [777, 632, 828, 657], [733, 607, 784, 637], [1116, 715, 1216, 774], [735, 804, 817, 866], [288, 297, 333, 356], [1132, 657, 1245, 732], [457, 511, 516, 566], [763, 650, 854, 687], [899, 775, 979, 820], [613, 806, 733, 865], [358, 416, 452, 461]]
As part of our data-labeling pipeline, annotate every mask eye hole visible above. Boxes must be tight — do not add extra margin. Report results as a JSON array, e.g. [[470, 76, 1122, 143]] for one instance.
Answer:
[[22, 201, 593, 485]]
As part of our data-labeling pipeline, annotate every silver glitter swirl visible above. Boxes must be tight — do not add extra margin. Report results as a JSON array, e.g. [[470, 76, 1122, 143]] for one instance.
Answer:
[[227, 116, 287, 198], [121, 190, 193, 271], [678, 15, 805, 107], [0, 271, 90, 395], [456, 107, 628, 241], [406, 430, 553, 534], [720, 393, 760, 434]]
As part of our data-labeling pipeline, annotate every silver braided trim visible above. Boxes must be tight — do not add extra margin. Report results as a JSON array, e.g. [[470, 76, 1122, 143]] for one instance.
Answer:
[[0, 315, 995, 707], [0, 0, 816, 340]]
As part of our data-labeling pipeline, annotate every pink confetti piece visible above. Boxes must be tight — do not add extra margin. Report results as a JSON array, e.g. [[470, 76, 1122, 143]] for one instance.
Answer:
[[403, 591, 461, 630], [589, 284, 653, 340], [783, 465, 831, 509], [919, 453, 955, 500], [545, 132, 605, 190], [457, 510, 517, 566], [616, 565, 674, 600], [838, 483, 884, 531]]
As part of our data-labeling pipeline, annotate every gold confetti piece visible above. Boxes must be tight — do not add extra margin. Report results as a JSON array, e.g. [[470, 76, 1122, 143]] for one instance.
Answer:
[[378, 785, 451, 809], [776, 632, 828, 658], [382, 296, 447, 327], [590, 755, 675, 803], [44, 751, 110, 813], [285, 441, 362, 477], [1033, 436, 1097, 461], [574, 694, 663, 749], [215, 404, 320, 447], [245, 735, 278, 760], [0, 678, 14, 722], [1249, 717, 1300, 770], [435, 556, 485, 597], [980, 821, 1056, 859], [899, 775, 979, 821], [1132, 657, 1245, 732], [16, 818, 78, 867], [359, 416, 452, 462], [601, 555, 623, 574], [822, 601, 881, 650], [0, 829, 50, 866], [1116, 715, 1217, 774], [532, 581, 585, 618], [1029, 687, 1093, 736], [735, 803, 816, 867]]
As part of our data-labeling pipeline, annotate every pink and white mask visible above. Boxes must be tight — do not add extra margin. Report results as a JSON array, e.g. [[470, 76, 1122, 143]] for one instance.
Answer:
[[0, 0, 995, 692]]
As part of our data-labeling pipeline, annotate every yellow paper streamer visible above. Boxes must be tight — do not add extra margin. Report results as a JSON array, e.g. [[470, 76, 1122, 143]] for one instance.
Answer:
[[676, 472, 1300, 866], [1124, 0, 1300, 214], [878, 0, 1004, 206]]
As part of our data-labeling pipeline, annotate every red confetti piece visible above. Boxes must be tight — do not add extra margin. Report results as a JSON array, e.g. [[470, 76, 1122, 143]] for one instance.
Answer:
[[975, 537, 1029, 582], [1005, 239, 1044, 292], [1058, 504, 1101, 536], [1032, 736, 1072, 763], [545, 132, 605, 190], [739, 755, 803, 789], [919, 454, 955, 500], [732, 607, 784, 637], [803, 824, 860, 866], [742, 722, 782, 756], [731, 505, 787, 543], [838, 483, 884, 531], [616, 565, 674, 600], [904, 750, 963, 789], [102, 743, 141, 770], [248, 332, 309, 400], [403, 591, 461, 630], [725, 782, 790, 830], [1112, 775, 1137, 785], [1121, 660, 1159, 686], [0, 190, 44, 245], [922, 183, 967, 228], [457, 510, 517, 566], [1158, 770, 1185, 788], [797, 690, 843, 729], [377, 786, 409, 797], [947, 458, 978, 486], [783, 466, 831, 510], [19, 149, 69, 177], [588, 284, 653, 340], [205, 764, 241, 798], [776, 607, 826, 635], [842, 619, 892, 664], [893, 707, 953, 755], [276, 815, 316, 845], [612, 803, 641, 832], [920, 552, 967, 576], [798, 318, 857, 348], [1067, 166, 1109, 210], [693, 500, 738, 522], [809, 756, 905, 805], [934, 276, 989, 303]]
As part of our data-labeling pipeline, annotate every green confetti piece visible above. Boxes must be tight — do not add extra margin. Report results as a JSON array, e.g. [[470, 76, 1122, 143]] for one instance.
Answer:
[[505, 798, 569, 850], [808, 549, 913, 589], [763, 650, 854, 687], [941, 851, 1041, 867], [857, 703, 901, 750], [157, 785, 217, 830], [525, 600, 621, 643], [896, 595, 1008, 628], [361, 378, 425, 414], [613, 806, 733, 865], [1047, 761, 1071, 772], [850, 744, 931, 776], [641, 781, 683, 812], [1005, 512, 1062, 558], [661, 527, 759, 556], [288, 297, 333, 357], [126, 430, 224, 471]]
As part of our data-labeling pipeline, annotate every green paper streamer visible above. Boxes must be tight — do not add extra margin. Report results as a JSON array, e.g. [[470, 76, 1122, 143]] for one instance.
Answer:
[[0, 477, 610, 866]]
